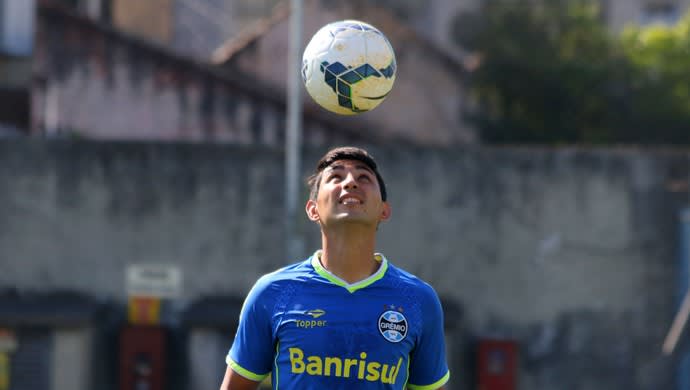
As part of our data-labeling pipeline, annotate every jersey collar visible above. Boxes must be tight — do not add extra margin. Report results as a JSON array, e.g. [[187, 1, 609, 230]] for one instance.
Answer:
[[310, 249, 389, 293]]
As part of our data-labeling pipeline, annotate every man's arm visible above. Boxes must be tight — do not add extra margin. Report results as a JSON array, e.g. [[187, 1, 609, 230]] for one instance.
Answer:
[[406, 284, 451, 390], [219, 365, 261, 390]]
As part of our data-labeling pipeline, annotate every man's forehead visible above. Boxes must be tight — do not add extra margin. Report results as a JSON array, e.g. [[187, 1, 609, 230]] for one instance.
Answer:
[[324, 159, 374, 173]]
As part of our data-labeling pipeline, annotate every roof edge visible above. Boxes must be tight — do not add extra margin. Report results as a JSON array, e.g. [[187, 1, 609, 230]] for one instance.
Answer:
[[210, 0, 290, 64]]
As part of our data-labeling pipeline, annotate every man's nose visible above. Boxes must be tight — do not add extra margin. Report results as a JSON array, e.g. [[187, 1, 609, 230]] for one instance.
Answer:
[[342, 172, 358, 188]]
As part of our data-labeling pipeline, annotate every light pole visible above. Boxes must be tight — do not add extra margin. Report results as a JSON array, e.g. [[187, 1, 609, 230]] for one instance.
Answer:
[[285, 0, 304, 261]]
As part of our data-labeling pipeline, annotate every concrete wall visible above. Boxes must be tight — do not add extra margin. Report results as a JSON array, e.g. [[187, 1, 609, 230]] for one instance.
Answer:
[[0, 139, 687, 389], [31, 4, 376, 146], [51, 328, 93, 390], [187, 329, 232, 390], [221, 0, 476, 146], [172, 0, 281, 59]]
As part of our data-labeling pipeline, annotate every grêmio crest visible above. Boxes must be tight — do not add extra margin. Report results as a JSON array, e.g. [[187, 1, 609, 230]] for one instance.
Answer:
[[378, 309, 408, 343]]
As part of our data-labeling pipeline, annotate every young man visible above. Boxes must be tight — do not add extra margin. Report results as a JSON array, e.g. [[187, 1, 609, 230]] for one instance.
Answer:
[[220, 146, 450, 390]]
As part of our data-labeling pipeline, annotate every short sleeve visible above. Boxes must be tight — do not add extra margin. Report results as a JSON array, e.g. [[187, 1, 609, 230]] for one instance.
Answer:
[[407, 285, 450, 390], [226, 276, 275, 382]]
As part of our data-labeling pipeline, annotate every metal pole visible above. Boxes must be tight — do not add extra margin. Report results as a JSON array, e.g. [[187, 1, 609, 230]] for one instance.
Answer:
[[285, 0, 303, 261], [678, 188, 690, 389]]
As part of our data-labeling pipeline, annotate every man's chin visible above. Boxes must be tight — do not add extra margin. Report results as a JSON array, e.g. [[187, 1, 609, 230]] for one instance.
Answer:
[[331, 214, 377, 226]]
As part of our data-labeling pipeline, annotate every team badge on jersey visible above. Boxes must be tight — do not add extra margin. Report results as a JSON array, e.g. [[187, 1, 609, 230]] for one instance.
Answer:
[[378, 310, 408, 343]]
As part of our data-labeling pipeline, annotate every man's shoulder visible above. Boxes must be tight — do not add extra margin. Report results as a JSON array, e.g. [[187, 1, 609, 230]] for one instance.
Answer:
[[254, 258, 315, 288], [385, 262, 440, 299], [243, 259, 315, 304]]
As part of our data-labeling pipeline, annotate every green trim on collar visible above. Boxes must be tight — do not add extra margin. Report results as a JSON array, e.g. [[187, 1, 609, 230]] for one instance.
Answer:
[[310, 250, 388, 293]]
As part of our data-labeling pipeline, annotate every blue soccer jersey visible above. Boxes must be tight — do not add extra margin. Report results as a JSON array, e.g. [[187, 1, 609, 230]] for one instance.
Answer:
[[226, 251, 450, 389]]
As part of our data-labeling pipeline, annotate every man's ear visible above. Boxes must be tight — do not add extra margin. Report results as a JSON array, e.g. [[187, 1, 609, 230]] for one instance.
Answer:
[[305, 199, 320, 222], [380, 202, 392, 221]]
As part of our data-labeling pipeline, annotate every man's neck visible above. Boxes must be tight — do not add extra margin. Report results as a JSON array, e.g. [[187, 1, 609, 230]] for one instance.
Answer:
[[319, 228, 380, 284]]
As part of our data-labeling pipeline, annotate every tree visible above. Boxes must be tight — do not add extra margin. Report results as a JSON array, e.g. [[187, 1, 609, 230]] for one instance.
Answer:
[[453, 0, 690, 145], [618, 13, 690, 144]]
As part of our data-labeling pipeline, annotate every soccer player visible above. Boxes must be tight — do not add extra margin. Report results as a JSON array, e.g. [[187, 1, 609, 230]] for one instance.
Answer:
[[220, 146, 450, 390]]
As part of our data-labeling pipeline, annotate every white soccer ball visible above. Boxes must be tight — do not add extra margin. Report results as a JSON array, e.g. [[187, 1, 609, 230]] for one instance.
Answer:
[[302, 20, 397, 115]]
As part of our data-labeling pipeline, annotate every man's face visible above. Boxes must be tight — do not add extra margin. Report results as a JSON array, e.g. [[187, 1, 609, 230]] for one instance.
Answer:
[[306, 159, 390, 228]]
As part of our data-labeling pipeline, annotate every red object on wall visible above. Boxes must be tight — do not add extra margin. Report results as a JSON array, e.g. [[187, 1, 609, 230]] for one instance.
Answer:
[[120, 326, 166, 390], [477, 339, 518, 390]]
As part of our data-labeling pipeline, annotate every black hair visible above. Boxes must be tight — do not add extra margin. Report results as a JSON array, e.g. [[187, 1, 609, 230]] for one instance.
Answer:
[[307, 146, 387, 201]]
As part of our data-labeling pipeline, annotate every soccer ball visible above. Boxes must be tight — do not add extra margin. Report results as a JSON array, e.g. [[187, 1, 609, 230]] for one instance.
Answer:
[[302, 20, 397, 115]]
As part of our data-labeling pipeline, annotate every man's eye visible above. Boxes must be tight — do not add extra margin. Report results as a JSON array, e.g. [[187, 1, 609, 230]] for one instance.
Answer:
[[328, 175, 341, 182], [359, 175, 372, 182]]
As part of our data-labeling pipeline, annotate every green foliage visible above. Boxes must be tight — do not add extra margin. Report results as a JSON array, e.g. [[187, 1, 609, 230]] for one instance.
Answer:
[[455, 0, 690, 145], [618, 13, 690, 144]]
